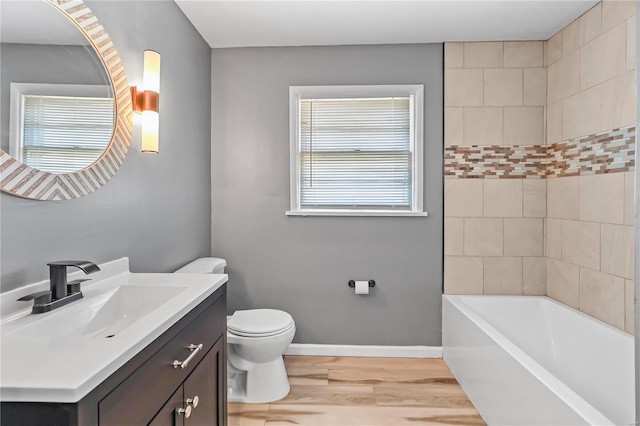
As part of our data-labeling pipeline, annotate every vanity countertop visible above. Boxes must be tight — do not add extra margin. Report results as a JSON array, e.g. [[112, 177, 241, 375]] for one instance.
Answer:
[[0, 258, 227, 403]]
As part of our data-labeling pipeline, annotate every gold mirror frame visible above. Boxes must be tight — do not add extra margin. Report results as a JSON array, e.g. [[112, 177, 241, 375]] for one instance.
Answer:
[[0, 0, 133, 200]]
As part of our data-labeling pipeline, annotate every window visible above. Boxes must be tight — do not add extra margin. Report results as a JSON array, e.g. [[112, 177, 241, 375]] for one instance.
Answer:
[[287, 85, 426, 217], [9, 83, 114, 174]]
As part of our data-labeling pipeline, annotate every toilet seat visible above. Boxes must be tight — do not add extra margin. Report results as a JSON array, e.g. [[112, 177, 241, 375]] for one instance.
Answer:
[[228, 309, 294, 337]]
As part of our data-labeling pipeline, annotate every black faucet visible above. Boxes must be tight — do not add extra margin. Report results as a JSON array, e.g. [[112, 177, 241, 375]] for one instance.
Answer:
[[48, 260, 100, 300], [18, 261, 100, 314]]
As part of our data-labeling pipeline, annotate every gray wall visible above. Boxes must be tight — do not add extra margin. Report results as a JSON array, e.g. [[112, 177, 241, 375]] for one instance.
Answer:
[[1, 43, 109, 152], [211, 44, 443, 346], [0, 1, 212, 291]]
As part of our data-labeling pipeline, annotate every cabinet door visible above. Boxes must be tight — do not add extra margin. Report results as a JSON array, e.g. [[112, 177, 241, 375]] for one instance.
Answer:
[[148, 386, 184, 426], [183, 338, 226, 426]]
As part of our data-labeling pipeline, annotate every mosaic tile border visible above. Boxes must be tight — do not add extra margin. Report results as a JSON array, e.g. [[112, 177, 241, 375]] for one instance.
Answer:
[[547, 126, 635, 178], [444, 145, 547, 178], [444, 126, 635, 179]]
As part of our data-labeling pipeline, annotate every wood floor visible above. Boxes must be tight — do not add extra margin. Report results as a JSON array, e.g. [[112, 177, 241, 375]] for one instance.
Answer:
[[228, 356, 486, 425]]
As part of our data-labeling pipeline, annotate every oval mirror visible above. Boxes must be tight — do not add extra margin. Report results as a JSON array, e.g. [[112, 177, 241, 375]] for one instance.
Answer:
[[0, 0, 132, 200]]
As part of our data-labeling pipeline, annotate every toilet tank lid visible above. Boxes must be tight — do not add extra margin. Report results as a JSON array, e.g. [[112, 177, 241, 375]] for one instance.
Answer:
[[174, 257, 226, 274]]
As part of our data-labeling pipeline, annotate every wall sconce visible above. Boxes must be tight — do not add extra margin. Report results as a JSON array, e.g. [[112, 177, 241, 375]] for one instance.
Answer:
[[131, 50, 161, 153]]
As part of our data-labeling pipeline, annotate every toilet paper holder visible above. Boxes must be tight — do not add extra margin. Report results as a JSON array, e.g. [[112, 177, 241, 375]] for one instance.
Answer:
[[348, 280, 375, 288]]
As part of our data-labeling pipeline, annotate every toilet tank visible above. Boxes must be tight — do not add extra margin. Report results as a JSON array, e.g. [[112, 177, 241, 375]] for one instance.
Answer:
[[174, 257, 226, 274]]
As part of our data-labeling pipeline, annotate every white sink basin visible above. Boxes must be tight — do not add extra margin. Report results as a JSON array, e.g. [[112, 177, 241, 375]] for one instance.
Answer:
[[9, 285, 187, 339], [0, 257, 228, 403]]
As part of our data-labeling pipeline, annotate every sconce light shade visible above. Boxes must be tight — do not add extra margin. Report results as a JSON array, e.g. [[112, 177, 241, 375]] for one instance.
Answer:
[[143, 50, 161, 93], [141, 110, 159, 153], [131, 50, 161, 153]]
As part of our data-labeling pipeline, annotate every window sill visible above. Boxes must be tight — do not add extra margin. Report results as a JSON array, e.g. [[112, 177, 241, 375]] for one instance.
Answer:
[[285, 210, 429, 217]]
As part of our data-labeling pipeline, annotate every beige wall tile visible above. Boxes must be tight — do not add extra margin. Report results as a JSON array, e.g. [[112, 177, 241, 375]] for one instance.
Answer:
[[484, 257, 523, 295], [580, 21, 627, 90], [579, 173, 625, 224], [579, 268, 625, 328], [504, 218, 544, 256], [562, 85, 602, 140], [445, 43, 464, 69], [484, 180, 522, 217], [547, 51, 580, 104], [523, 68, 547, 107], [445, 107, 464, 146], [445, 179, 483, 217], [464, 218, 503, 256], [504, 41, 544, 68], [463, 107, 504, 145], [546, 218, 563, 259], [445, 69, 484, 107], [547, 258, 580, 308], [601, 224, 635, 279], [562, 4, 601, 55], [546, 101, 563, 144], [445, 218, 464, 256], [602, 0, 637, 32], [562, 220, 600, 269], [562, 14, 585, 56], [444, 256, 483, 294], [464, 42, 503, 68], [547, 177, 580, 219], [627, 17, 636, 71], [624, 171, 635, 225], [504, 107, 544, 146], [524, 257, 546, 295], [546, 32, 563, 66], [625, 279, 635, 334], [484, 69, 523, 106], [523, 179, 546, 218], [601, 70, 636, 130], [584, 3, 603, 44]]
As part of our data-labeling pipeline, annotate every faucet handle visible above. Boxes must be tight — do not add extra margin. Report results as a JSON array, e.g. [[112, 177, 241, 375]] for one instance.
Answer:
[[67, 279, 91, 294], [18, 290, 52, 305]]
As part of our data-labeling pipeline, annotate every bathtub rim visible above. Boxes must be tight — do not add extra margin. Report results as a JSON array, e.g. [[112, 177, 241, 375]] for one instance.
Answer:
[[443, 294, 618, 426]]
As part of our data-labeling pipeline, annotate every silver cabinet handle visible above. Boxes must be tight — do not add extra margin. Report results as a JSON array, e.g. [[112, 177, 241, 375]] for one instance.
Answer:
[[172, 343, 203, 369], [177, 405, 192, 418], [186, 395, 199, 408]]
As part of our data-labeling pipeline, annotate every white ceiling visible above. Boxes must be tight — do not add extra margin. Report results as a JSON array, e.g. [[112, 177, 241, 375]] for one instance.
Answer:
[[175, 1, 599, 49]]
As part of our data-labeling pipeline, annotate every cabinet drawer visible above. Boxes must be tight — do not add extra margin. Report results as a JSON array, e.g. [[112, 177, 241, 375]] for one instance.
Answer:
[[98, 295, 226, 426]]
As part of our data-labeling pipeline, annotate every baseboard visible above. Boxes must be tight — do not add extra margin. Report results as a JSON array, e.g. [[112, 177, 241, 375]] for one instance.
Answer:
[[284, 344, 443, 358]]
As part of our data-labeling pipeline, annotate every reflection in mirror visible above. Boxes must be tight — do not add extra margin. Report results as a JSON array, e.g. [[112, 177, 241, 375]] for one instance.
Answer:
[[1, 0, 115, 174]]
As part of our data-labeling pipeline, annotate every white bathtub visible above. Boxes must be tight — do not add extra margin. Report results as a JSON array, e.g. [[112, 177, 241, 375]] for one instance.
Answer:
[[443, 295, 635, 426]]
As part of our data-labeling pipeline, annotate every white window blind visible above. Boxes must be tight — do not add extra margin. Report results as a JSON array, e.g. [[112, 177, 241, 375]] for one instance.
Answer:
[[299, 97, 412, 210], [21, 95, 113, 174]]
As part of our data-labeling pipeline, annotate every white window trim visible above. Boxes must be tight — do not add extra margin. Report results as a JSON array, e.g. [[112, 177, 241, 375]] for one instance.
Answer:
[[287, 84, 426, 218], [9, 82, 111, 161]]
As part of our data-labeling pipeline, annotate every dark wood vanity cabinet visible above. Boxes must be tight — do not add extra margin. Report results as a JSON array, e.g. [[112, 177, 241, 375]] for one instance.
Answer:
[[149, 341, 223, 426], [1, 285, 227, 426]]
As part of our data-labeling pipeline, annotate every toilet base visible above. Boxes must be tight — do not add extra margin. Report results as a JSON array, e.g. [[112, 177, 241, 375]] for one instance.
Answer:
[[228, 357, 290, 403]]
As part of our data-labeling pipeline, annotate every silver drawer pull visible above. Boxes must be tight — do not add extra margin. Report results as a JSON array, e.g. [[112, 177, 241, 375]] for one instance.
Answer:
[[172, 343, 203, 369], [177, 405, 192, 418], [187, 395, 199, 408]]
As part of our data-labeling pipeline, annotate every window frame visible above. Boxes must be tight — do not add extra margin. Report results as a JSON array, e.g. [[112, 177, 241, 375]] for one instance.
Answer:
[[9, 82, 112, 164], [287, 84, 427, 217]]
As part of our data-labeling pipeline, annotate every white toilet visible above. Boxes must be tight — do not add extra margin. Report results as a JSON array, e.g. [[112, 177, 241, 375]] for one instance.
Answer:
[[175, 257, 295, 403]]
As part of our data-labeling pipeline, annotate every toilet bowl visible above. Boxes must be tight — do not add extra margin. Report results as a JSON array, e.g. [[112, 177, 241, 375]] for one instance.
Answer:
[[227, 309, 295, 402], [174, 258, 295, 403]]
